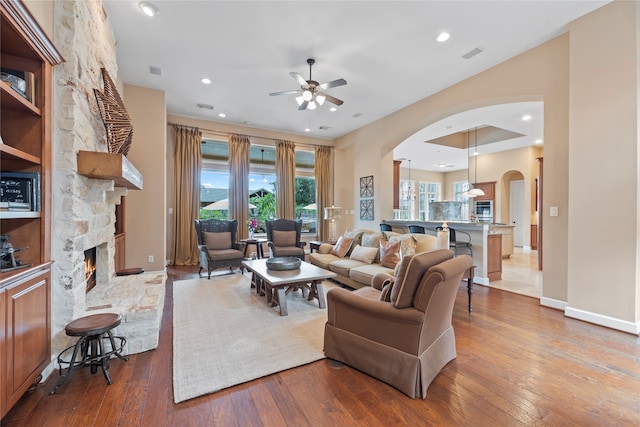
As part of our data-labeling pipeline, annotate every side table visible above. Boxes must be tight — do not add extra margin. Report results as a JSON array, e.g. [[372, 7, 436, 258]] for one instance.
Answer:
[[309, 240, 335, 253], [242, 238, 267, 259]]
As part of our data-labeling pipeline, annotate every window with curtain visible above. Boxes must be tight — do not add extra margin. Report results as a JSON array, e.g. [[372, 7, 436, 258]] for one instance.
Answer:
[[199, 139, 316, 234]]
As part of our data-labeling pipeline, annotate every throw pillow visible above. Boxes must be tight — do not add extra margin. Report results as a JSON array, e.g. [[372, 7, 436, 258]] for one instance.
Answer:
[[389, 235, 417, 258], [361, 231, 385, 263], [272, 230, 297, 247], [349, 244, 378, 264], [203, 231, 231, 250], [379, 239, 401, 269], [331, 235, 354, 258], [342, 229, 365, 256]]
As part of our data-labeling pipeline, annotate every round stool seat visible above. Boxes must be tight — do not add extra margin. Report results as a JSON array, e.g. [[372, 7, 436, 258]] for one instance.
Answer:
[[65, 313, 122, 337]]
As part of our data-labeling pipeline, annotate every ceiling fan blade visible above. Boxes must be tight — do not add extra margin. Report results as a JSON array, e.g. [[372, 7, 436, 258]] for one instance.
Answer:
[[290, 72, 308, 87], [318, 78, 347, 90], [298, 100, 308, 111], [321, 93, 344, 106], [269, 90, 301, 96]]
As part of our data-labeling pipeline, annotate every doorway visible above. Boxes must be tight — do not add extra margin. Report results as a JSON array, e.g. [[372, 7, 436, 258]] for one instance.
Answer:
[[509, 180, 525, 246]]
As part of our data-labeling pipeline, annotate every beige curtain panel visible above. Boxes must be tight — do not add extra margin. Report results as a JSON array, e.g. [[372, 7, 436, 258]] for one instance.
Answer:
[[229, 134, 251, 240], [275, 140, 296, 219], [171, 125, 202, 265], [315, 145, 331, 241]]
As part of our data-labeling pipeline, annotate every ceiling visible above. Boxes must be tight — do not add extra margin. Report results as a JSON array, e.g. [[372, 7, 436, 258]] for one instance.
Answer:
[[102, 0, 610, 171]]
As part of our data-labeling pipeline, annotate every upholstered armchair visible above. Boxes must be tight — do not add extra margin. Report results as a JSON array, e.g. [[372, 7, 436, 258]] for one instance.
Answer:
[[324, 249, 473, 398], [265, 219, 307, 260], [194, 219, 247, 279]]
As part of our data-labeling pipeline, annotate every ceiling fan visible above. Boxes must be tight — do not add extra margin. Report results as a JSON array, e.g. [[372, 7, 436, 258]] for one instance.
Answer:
[[269, 58, 347, 111]]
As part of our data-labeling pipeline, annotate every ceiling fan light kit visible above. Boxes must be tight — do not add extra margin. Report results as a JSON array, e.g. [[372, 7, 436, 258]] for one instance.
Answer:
[[270, 58, 347, 111]]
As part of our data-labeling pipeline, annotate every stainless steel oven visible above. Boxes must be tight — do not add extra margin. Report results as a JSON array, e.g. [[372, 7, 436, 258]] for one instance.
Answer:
[[475, 200, 493, 222]]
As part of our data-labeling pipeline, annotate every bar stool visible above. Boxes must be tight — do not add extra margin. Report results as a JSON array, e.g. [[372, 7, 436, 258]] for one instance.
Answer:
[[50, 313, 128, 394]]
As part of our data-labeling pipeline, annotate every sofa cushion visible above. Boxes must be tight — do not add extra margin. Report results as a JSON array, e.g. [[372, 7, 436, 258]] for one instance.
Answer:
[[343, 229, 366, 256], [331, 235, 354, 257], [308, 252, 340, 270], [207, 248, 243, 260], [272, 246, 304, 257], [329, 259, 367, 277], [349, 245, 378, 264], [379, 239, 401, 269], [272, 230, 297, 247], [409, 233, 438, 254], [203, 231, 231, 250], [349, 264, 394, 286]]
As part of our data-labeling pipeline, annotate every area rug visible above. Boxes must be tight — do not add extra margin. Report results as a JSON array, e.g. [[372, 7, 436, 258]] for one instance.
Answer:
[[172, 273, 335, 403]]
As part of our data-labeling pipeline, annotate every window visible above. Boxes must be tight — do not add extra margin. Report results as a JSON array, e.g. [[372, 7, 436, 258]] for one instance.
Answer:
[[453, 180, 471, 220], [418, 182, 441, 220], [199, 139, 316, 235], [399, 179, 415, 220]]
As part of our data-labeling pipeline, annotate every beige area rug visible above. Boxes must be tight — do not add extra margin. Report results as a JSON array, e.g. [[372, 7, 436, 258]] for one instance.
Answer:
[[172, 273, 336, 403]]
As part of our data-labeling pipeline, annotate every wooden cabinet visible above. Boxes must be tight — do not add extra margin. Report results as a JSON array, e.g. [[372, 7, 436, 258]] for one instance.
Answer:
[[3, 266, 51, 416], [487, 234, 502, 281], [0, 0, 62, 419], [473, 181, 496, 201], [531, 225, 538, 250]]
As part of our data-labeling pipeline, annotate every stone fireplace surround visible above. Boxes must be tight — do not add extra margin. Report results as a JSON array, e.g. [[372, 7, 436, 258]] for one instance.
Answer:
[[48, 1, 165, 371]]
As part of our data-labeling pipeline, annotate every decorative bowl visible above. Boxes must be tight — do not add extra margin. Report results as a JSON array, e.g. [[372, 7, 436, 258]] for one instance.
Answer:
[[266, 256, 301, 271]]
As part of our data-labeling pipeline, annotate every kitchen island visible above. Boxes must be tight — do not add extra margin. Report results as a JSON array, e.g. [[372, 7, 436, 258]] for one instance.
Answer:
[[382, 220, 502, 285]]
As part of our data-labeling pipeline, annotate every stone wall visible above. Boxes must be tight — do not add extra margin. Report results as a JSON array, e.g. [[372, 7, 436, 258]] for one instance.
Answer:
[[50, 0, 127, 362]]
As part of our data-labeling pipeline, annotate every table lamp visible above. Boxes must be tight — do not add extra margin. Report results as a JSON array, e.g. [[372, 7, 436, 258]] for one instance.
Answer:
[[324, 206, 342, 243]]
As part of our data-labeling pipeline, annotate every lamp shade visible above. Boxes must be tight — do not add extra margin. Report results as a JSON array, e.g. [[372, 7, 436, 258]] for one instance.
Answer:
[[324, 206, 342, 220]]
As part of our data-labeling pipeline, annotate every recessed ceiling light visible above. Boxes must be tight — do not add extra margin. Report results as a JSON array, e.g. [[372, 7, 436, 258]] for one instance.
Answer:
[[438, 163, 446, 168], [218, 113, 226, 118], [304, 128, 311, 132], [535, 139, 543, 144], [138, 1, 159, 17], [200, 77, 212, 85], [329, 107, 337, 112], [436, 32, 451, 42], [522, 114, 532, 121]]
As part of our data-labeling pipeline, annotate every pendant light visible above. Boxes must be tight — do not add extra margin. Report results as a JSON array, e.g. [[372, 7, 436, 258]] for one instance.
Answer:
[[463, 127, 485, 198]]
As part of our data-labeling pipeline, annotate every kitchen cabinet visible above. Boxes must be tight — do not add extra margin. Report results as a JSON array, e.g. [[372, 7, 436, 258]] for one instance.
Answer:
[[531, 225, 538, 250], [489, 225, 514, 258], [487, 234, 502, 281], [1, 0, 62, 419], [473, 181, 496, 201]]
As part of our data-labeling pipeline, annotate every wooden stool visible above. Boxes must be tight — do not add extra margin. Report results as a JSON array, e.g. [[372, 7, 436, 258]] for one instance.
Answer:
[[50, 313, 128, 394]]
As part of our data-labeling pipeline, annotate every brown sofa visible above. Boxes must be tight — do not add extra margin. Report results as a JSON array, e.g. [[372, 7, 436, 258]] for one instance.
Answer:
[[324, 249, 473, 398], [308, 229, 439, 289]]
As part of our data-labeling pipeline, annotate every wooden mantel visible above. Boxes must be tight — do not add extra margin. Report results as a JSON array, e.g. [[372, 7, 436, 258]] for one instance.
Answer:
[[77, 151, 143, 190]]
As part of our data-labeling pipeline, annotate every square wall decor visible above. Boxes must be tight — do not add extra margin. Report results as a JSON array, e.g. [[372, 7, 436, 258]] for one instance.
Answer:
[[360, 199, 374, 221], [360, 175, 373, 198]]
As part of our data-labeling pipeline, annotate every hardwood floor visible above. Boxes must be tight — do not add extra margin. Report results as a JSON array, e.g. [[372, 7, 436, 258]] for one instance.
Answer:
[[2, 265, 639, 426]]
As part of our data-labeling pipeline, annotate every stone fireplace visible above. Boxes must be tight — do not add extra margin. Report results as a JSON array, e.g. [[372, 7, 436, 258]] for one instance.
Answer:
[[48, 1, 165, 366]]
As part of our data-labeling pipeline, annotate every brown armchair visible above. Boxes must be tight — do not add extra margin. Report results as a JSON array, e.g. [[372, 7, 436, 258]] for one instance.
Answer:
[[265, 219, 307, 260], [324, 249, 473, 398], [194, 219, 246, 279]]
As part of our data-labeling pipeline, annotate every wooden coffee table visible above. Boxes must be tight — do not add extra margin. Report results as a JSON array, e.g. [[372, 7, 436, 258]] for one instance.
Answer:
[[242, 259, 337, 316]]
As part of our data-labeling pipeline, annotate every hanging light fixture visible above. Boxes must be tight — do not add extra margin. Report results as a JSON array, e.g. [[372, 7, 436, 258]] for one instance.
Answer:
[[462, 127, 485, 198], [403, 159, 415, 201]]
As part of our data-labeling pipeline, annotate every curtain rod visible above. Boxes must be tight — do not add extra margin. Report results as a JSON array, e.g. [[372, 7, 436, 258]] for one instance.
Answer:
[[167, 122, 329, 149]]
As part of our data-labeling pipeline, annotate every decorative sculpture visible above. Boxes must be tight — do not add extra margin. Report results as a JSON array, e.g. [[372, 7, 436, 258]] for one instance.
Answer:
[[94, 68, 133, 156], [0, 234, 30, 272]]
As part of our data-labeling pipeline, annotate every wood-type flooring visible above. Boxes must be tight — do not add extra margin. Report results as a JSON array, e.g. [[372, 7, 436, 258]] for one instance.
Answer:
[[2, 265, 639, 426]]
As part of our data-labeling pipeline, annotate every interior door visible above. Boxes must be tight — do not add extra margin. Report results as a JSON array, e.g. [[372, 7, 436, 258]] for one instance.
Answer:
[[509, 180, 525, 247]]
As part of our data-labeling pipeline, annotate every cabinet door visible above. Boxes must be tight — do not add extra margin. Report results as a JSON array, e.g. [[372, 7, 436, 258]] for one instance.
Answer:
[[1, 288, 6, 419], [475, 182, 496, 200], [4, 268, 51, 409]]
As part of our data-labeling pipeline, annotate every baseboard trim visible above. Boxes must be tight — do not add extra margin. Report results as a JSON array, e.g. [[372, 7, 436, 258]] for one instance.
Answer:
[[565, 306, 640, 335], [540, 296, 566, 311]]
